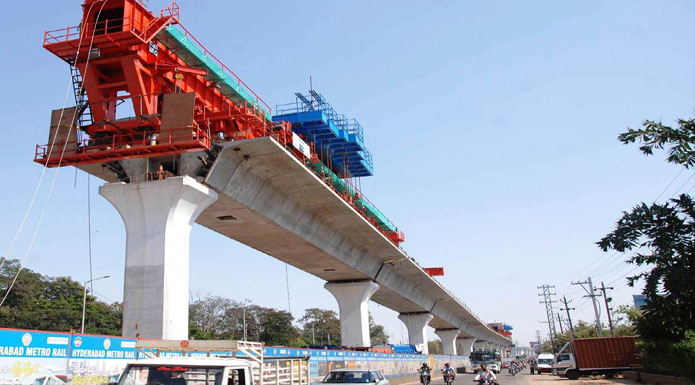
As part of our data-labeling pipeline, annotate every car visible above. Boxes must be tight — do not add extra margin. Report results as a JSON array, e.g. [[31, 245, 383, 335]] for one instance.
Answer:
[[322, 369, 389, 385], [501, 362, 510, 369]]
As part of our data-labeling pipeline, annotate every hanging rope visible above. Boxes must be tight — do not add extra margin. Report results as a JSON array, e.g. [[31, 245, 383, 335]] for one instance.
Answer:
[[0, 0, 110, 307]]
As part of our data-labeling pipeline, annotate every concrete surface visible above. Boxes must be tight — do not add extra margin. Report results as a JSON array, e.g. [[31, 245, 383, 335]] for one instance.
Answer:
[[399, 312, 434, 353], [100, 176, 217, 339], [324, 280, 380, 347], [198, 137, 510, 346], [435, 329, 461, 355]]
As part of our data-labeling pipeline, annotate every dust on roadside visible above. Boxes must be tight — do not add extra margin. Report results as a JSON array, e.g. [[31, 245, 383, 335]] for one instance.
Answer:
[[524, 374, 634, 385]]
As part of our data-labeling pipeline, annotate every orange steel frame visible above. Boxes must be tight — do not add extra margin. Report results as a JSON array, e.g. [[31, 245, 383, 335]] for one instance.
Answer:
[[36, 0, 283, 167], [35, 0, 406, 247]]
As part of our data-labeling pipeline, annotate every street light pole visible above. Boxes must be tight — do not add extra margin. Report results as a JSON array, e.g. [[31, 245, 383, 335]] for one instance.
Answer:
[[81, 275, 110, 334]]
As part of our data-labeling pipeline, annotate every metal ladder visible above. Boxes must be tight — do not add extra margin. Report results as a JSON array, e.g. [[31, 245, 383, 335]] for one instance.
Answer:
[[69, 64, 93, 129]]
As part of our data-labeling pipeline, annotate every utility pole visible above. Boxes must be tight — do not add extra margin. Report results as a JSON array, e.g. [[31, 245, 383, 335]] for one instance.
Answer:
[[572, 277, 603, 336], [597, 282, 615, 336], [556, 314, 565, 334], [535, 330, 542, 353], [538, 285, 558, 352], [560, 296, 576, 337]]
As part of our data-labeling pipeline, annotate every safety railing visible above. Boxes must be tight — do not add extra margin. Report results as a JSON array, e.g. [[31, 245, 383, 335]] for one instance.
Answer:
[[43, 16, 146, 45], [35, 125, 210, 164], [171, 22, 272, 115], [139, 1, 179, 40]]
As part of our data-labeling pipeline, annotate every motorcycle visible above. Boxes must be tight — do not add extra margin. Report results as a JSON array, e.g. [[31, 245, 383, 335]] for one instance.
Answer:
[[508, 363, 518, 376], [443, 372, 454, 385], [419, 369, 431, 385], [474, 379, 499, 385]]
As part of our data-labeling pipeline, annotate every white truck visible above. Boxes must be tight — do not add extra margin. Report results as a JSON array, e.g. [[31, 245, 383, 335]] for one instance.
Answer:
[[117, 340, 309, 385]]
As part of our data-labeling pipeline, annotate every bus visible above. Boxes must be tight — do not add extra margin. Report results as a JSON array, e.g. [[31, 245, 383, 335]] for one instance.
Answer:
[[470, 351, 502, 374]]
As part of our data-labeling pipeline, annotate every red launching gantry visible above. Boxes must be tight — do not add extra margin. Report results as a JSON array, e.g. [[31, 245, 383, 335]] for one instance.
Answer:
[[36, 0, 284, 166], [35, 0, 406, 247]]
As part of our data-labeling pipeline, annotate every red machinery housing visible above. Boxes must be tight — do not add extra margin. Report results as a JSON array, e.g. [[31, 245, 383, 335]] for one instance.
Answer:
[[37, 0, 284, 167]]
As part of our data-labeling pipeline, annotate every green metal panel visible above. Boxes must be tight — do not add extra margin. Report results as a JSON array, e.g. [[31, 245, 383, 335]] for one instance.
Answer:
[[156, 26, 271, 121]]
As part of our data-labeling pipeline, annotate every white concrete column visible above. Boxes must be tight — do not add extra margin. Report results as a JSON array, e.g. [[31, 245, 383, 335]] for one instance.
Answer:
[[100, 176, 217, 340], [473, 340, 488, 351], [398, 312, 433, 354], [457, 337, 476, 355], [435, 329, 460, 355], [324, 280, 380, 347]]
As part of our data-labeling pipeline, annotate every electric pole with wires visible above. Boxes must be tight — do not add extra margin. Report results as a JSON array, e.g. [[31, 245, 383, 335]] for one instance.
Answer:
[[560, 295, 576, 337], [556, 314, 565, 334], [596, 281, 615, 336], [538, 284, 558, 352], [572, 277, 603, 336]]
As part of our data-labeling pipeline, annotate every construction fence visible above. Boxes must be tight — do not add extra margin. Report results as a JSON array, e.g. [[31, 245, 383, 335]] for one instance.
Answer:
[[0, 328, 470, 385]]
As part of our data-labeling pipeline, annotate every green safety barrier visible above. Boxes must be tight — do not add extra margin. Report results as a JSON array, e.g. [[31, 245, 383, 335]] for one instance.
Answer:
[[156, 26, 272, 121], [308, 161, 397, 233]]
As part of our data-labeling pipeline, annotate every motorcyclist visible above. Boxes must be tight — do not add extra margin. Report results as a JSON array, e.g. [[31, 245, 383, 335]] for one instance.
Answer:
[[473, 364, 497, 384], [442, 363, 455, 381], [418, 362, 431, 384]]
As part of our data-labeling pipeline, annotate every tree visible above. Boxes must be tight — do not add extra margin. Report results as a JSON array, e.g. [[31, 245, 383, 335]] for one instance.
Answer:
[[598, 119, 695, 381], [0, 259, 121, 335], [189, 294, 252, 340], [369, 314, 389, 345], [258, 308, 303, 347], [299, 308, 341, 346], [428, 340, 443, 354]]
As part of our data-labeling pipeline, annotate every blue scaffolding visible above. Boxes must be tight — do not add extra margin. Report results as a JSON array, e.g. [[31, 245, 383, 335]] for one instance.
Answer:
[[273, 91, 374, 177]]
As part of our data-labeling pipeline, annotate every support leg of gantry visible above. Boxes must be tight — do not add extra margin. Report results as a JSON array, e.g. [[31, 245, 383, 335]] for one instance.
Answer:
[[398, 312, 433, 354], [435, 329, 461, 355], [100, 176, 217, 340], [324, 280, 380, 347]]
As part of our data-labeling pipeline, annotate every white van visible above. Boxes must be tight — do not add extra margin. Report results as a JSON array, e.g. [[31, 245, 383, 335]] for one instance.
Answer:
[[536, 353, 554, 373]]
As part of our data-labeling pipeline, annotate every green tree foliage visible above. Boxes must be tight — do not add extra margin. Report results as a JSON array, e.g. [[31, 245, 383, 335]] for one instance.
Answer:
[[0, 259, 121, 335], [428, 340, 443, 354], [369, 314, 389, 345], [598, 119, 695, 381], [258, 309, 303, 347], [189, 294, 303, 346], [618, 119, 695, 168], [299, 308, 341, 346]]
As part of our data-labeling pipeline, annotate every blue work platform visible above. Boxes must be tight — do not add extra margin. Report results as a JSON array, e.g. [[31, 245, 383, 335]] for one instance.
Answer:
[[273, 91, 374, 178]]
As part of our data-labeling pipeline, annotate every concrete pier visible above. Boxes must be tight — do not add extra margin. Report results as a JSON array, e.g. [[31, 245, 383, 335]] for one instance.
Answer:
[[325, 280, 380, 347], [457, 337, 476, 355], [100, 176, 217, 339], [398, 312, 433, 354], [473, 340, 489, 351], [435, 329, 461, 355]]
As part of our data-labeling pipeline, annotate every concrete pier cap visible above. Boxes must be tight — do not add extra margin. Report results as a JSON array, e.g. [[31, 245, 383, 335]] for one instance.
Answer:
[[398, 312, 434, 354], [434, 329, 461, 355], [100, 176, 217, 340], [324, 280, 380, 347]]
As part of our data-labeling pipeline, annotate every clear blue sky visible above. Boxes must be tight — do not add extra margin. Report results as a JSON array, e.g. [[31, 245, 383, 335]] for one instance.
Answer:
[[0, 0, 693, 347]]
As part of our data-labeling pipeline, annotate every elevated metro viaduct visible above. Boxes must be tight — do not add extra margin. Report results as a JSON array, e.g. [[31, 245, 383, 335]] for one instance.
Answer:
[[34, 0, 511, 354], [91, 137, 511, 353]]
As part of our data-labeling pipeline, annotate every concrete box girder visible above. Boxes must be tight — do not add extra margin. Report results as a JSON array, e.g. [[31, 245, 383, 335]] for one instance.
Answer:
[[199, 137, 511, 345]]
